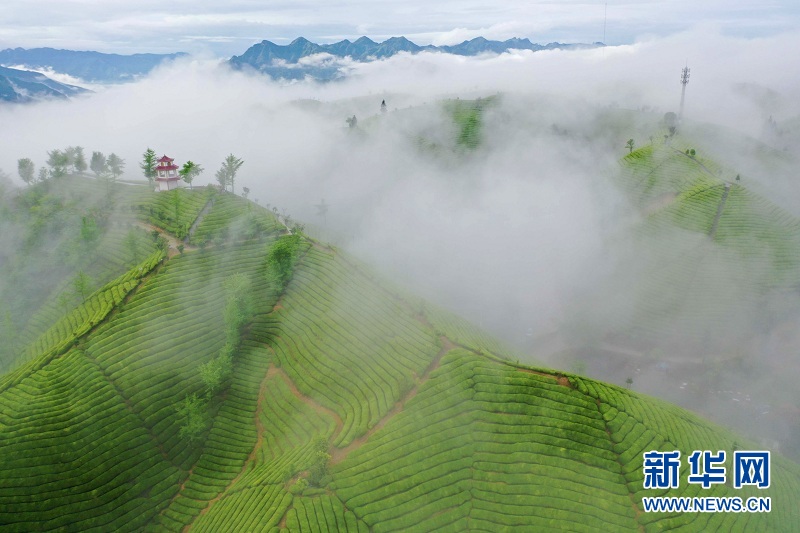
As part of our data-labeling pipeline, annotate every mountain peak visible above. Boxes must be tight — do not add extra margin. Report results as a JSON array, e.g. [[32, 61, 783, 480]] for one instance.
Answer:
[[230, 36, 604, 79]]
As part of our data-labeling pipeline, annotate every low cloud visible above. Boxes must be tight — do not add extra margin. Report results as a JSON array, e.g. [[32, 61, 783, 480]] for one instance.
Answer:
[[1, 28, 799, 455]]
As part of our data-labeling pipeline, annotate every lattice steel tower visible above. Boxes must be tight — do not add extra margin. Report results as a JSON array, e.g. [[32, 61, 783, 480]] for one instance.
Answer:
[[679, 65, 690, 121]]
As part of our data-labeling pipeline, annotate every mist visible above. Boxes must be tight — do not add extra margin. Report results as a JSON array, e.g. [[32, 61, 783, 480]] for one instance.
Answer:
[[2, 27, 800, 456]]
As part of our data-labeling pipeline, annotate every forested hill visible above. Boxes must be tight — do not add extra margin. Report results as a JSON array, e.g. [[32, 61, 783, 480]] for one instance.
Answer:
[[0, 172, 798, 532]]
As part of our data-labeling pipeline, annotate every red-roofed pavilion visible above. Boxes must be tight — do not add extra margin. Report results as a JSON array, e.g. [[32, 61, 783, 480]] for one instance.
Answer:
[[155, 155, 181, 191]]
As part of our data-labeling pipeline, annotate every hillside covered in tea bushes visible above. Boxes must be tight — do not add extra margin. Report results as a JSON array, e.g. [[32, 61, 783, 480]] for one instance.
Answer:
[[0, 168, 798, 532]]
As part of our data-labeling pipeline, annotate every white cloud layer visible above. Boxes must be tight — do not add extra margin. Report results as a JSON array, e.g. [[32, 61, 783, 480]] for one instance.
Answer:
[[1, 29, 800, 452], [0, 1, 797, 55]]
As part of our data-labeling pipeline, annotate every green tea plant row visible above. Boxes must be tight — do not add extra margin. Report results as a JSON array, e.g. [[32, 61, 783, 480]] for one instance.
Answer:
[[84, 243, 272, 472], [654, 178, 726, 235], [190, 193, 283, 245], [1, 216, 156, 372], [0, 349, 182, 532], [444, 98, 491, 150], [619, 143, 712, 205], [154, 340, 273, 532], [141, 242, 291, 531], [715, 185, 800, 284], [572, 376, 800, 531], [270, 247, 439, 447], [330, 351, 638, 532], [283, 494, 368, 533], [422, 301, 514, 358], [134, 188, 213, 239], [0, 248, 165, 389], [193, 368, 338, 530], [192, 483, 292, 532], [241, 369, 336, 485], [619, 145, 800, 348], [256, 371, 337, 464]]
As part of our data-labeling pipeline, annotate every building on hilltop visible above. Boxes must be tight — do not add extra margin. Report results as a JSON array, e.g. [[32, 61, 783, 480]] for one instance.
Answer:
[[155, 155, 181, 191]]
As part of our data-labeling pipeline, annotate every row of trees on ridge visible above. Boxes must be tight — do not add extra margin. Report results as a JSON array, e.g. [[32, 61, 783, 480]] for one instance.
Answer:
[[140, 148, 244, 193]]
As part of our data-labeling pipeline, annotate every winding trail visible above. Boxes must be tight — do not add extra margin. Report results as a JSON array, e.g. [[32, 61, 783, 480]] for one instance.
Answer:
[[185, 197, 214, 242], [267, 362, 344, 438], [134, 221, 195, 257], [709, 183, 731, 239], [330, 336, 455, 465]]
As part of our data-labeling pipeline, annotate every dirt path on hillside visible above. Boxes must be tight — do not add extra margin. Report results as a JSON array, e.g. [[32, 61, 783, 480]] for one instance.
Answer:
[[134, 221, 196, 258], [709, 183, 731, 238], [515, 367, 573, 388], [266, 362, 345, 438], [185, 198, 214, 242], [330, 336, 455, 464], [184, 366, 275, 532]]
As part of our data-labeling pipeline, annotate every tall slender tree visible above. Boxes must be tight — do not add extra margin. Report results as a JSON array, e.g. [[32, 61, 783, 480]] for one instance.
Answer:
[[179, 160, 203, 190], [17, 158, 35, 185], [140, 148, 157, 187], [90, 151, 107, 176], [73, 146, 87, 173], [107, 153, 125, 179], [216, 154, 244, 193], [46, 149, 69, 178]]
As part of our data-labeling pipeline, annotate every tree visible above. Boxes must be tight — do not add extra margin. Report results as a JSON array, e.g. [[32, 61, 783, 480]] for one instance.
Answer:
[[179, 160, 203, 190], [17, 158, 35, 185], [266, 234, 302, 290], [223, 273, 253, 345], [37, 167, 49, 182], [177, 394, 207, 443], [73, 146, 87, 173], [242, 186, 250, 199], [199, 353, 233, 399], [46, 149, 69, 178], [626, 139, 635, 153], [625, 377, 633, 389], [63, 146, 77, 171], [216, 154, 244, 193], [107, 153, 125, 179], [90, 151, 107, 176], [307, 436, 331, 486], [215, 167, 228, 191], [140, 148, 157, 187]]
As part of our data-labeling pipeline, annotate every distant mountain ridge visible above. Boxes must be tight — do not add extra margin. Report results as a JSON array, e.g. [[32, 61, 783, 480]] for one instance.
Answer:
[[0, 65, 88, 103], [230, 36, 603, 80], [0, 47, 187, 84]]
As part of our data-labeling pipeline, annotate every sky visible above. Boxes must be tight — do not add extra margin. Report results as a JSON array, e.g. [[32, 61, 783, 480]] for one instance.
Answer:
[[0, 1, 798, 57]]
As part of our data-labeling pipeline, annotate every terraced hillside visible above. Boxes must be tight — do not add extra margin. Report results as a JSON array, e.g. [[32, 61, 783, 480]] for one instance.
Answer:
[[1, 175, 799, 532], [566, 139, 800, 355]]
